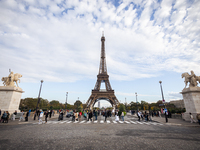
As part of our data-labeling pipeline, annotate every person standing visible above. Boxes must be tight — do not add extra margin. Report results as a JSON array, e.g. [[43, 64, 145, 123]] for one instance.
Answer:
[[19, 111, 24, 121], [50, 110, 52, 118], [6, 111, 10, 123], [2, 111, 7, 123], [12, 110, 17, 121], [94, 109, 98, 120], [121, 111, 124, 121], [196, 113, 200, 125], [190, 113, 196, 123], [45, 111, 48, 123], [165, 111, 168, 123], [88, 111, 93, 121]]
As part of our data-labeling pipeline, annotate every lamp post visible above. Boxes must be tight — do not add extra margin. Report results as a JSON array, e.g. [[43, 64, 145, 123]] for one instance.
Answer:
[[65, 92, 68, 110], [159, 81, 165, 108], [135, 92, 138, 112], [34, 80, 44, 120]]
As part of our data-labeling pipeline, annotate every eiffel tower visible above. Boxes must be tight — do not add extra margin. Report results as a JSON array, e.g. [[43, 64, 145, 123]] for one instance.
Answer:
[[86, 33, 119, 109]]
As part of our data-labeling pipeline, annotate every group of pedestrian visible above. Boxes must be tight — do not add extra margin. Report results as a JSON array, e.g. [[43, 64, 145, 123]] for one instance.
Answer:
[[190, 112, 200, 125], [0, 110, 10, 123], [137, 111, 152, 122]]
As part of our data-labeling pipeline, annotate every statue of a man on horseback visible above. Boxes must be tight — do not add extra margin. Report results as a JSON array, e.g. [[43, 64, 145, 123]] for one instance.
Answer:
[[1, 71, 22, 87], [182, 70, 199, 88]]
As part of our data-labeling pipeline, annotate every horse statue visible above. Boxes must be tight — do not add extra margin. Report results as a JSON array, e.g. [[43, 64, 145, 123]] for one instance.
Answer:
[[13, 73, 22, 87], [182, 71, 199, 88], [1, 72, 22, 87], [182, 72, 190, 88]]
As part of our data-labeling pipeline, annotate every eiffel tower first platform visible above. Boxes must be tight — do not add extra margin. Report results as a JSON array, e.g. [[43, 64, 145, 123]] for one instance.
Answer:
[[86, 33, 119, 110]]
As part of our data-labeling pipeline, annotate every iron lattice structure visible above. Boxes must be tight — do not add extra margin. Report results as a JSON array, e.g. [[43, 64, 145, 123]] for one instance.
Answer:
[[86, 34, 119, 109]]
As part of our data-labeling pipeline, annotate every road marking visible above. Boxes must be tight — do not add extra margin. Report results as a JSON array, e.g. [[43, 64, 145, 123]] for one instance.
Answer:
[[80, 120, 86, 124], [94, 120, 98, 123], [143, 122, 150, 125], [73, 121, 79, 123], [107, 120, 111, 124], [118, 121, 124, 124], [87, 121, 91, 124], [100, 120, 104, 123], [136, 121, 143, 124], [112, 121, 117, 124], [67, 121, 72, 123], [124, 121, 130, 124], [130, 121, 137, 124]]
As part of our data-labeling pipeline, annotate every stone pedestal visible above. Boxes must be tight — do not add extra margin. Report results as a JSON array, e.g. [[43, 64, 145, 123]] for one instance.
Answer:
[[0, 86, 24, 113], [181, 87, 200, 121]]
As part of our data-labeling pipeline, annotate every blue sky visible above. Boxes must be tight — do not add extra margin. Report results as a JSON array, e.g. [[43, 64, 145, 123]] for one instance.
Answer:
[[0, 0, 200, 107]]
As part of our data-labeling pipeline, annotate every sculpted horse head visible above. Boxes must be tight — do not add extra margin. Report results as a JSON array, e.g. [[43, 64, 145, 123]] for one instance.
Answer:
[[182, 72, 190, 88]]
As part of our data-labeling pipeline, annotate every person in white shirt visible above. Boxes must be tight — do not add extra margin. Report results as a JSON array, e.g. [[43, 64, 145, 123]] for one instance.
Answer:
[[138, 111, 141, 121], [190, 113, 196, 123], [19, 111, 24, 121], [38, 110, 44, 124]]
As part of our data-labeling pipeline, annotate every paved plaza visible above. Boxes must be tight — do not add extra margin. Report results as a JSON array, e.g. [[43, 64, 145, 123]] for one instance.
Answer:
[[0, 114, 200, 150]]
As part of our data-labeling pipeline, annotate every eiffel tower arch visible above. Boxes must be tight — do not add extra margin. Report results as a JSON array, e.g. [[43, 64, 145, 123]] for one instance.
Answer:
[[86, 33, 119, 110]]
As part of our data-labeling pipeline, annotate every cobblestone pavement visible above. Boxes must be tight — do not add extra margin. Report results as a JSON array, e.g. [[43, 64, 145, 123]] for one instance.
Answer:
[[0, 115, 200, 150]]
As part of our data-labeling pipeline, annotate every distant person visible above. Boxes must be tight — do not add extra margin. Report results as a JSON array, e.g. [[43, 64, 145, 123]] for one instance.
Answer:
[[12, 110, 17, 121], [121, 111, 124, 121], [115, 112, 119, 122], [28, 109, 31, 116], [104, 110, 108, 121], [79, 111, 82, 121], [0, 109, 1, 116], [88, 111, 93, 121], [25, 111, 29, 121], [6, 111, 10, 123], [75, 111, 78, 121], [45, 111, 48, 123], [19, 111, 24, 121], [196, 113, 200, 125], [2, 111, 7, 123], [165, 111, 168, 123], [94, 109, 98, 120], [138, 111, 141, 121], [190, 113, 196, 123], [38, 110, 44, 124]]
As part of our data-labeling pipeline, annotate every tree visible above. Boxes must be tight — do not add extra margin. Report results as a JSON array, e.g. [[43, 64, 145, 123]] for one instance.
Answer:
[[50, 100, 60, 110], [74, 100, 82, 110], [119, 104, 125, 112]]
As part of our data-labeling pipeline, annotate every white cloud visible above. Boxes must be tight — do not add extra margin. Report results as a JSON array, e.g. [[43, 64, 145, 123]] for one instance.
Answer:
[[0, 0, 200, 84]]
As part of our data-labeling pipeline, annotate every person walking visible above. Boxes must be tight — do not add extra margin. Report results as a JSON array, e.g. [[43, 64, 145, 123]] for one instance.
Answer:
[[19, 111, 24, 121], [79, 111, 82, 121], [75, 111, 78, 121], [190, 113, 196, 123], [12, 110, 17, 121], [25, 111, 29, 121], [45, 111, 48, 123], [196, 113, 200, 125], [104, 110, 108, 121], [138, 111, 141, 121], [38, 110, 44, 124], [121, 111, 124, 121]]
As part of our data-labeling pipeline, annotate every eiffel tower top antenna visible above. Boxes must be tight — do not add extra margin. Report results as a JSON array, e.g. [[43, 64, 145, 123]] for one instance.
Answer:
[[99, 31, 107, 74]]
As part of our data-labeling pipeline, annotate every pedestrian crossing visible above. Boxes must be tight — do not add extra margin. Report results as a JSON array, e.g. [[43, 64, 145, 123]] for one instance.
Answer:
[[33, 120, 163, 125]]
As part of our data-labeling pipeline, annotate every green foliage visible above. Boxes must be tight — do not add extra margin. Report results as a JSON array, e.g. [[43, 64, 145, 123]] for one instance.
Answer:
[[74, 100, 82, 110], [119, 104, 125, 112]]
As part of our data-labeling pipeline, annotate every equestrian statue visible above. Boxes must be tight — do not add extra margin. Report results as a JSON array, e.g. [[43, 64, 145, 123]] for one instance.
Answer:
[[182, 70, 200, 88], [1, 72, 22, 87]]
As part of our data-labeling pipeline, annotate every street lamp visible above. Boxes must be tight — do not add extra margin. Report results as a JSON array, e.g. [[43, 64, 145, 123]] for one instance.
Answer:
[[135, 92, 138, 112], [159, 81, 165, 107], [65, 92, 68, 110], [34, 80, 44, 120]]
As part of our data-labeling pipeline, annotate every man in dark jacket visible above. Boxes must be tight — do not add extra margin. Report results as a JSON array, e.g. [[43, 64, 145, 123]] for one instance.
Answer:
[[105, 110, 108, 121], [89, 111, 93, 121]]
